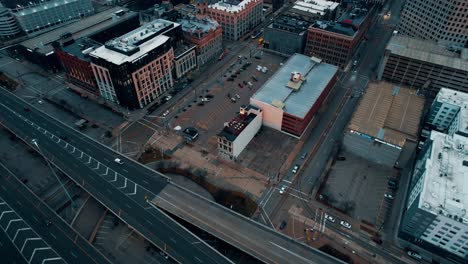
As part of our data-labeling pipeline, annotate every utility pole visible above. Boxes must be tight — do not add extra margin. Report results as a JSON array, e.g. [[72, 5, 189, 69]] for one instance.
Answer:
[[31, 139, 77, 209]]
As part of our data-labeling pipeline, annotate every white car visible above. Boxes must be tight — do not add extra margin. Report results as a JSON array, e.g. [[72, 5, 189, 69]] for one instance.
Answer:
[[165, 95, 172, 101], [201, 98, 210, 102], [325, 214, 335, 223], [384, 193, 394, 200], [340, 221, 351, 229], [235, 94, 241, 99], [114, 158, 124, 165], [407, 250, 422, 260], [279, 186, 286, 194], [162, 110, 170, 117], [292, 165, 299, 174]]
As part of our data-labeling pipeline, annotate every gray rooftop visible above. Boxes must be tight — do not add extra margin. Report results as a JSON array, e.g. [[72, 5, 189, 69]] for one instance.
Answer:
[[20, 7, 137, 55], [386, 35, 468, 72], [311, 5, 370, 37], [252, 53, 338, 118], [180, 16, 220, 35]]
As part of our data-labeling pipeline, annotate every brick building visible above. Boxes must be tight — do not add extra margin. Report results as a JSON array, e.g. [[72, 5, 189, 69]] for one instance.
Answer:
[[205, 0, 263, 41], [250, 54, 338, 137], [305, 4, 373, 68], [180, 15, 223, 66], [89, 19, 182, 109]]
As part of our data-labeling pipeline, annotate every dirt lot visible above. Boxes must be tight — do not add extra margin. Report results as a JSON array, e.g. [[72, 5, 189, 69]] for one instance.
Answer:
[[320, 150, 392, 224]]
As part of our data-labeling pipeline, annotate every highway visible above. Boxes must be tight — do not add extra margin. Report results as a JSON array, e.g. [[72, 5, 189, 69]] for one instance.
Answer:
[[0, 163, 111, 264], [0, 87, 344, 263], [153, 184, 344, 264], [0, 88, 232, 264]]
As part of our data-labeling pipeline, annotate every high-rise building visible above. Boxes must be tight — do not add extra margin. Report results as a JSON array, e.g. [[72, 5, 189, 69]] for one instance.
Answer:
[[10, 0, 94, 35], [401, 89, 468, 263], [205, 0, 263, 41], [378, 36, 468, 98], [89, 19, 182, 109], [397, 0, 468, 49]]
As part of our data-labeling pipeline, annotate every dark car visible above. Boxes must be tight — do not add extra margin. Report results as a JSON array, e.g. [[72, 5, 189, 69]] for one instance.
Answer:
[[24, 107, 30, 112], [227, 78, 234, 81], [238, 83, 243, 88], [388, 179, 398, 190], [279, 221, 287, 230], [337, 156, 346, 161], [45, 220, 52, 227]]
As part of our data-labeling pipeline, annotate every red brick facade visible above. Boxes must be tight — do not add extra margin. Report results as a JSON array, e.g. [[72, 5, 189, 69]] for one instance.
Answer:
[[56, 49, 98, 95]]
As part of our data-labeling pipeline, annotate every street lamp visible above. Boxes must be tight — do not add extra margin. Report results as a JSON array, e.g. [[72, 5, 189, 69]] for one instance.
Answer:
[[31, 139, 77, 209]]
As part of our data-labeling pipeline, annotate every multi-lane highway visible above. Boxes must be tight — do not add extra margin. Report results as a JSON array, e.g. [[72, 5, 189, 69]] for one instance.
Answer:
[[0, 88, 232, 264], [0, 85, 344, 263], [0, 163, 111, 264]]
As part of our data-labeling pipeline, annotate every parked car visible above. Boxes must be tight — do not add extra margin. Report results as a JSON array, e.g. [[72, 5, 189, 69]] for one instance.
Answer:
[[384, 193, 395, 200], [238, 83, 243, 88], [292, 164, 299, 174], [231, 97, 237, 102], [279, 221, 287, 230], [235, 94, 241, 99], [162, 110, 170, 117], [279, 186, 286, 194], [337, 156, 346, 161], [201, 98, 210, 102], [325, 214, 335, 223], [114, 158, 124, 165], [407, 250, 422, 260], [301, 152, 307, 159], [340, 221, 351, 229], [388, 179, 398, 190], [227, 78, 234, 81]]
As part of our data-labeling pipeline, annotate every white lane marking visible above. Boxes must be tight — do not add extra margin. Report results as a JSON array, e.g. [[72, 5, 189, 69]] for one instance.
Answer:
[[13, 228, 31, 242], [118, 178, 127, 189], [269, 241, 312, 263], [282, 179, 292, 183], [29, 247, 51, 263], [142, 180, 149, 185], [20, 237, 41, 253], [110, 173, 118, 183], [50, 232, 56, 239], [126, 184, 137, 195], [6, 218, 21, 231], [122, 169, 129, 173], [42, 257, 62, 264]]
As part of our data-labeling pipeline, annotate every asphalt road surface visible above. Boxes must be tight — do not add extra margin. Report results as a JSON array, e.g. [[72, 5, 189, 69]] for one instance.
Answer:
[[0, 163, 110, 264], [0, 88, 231, 264]]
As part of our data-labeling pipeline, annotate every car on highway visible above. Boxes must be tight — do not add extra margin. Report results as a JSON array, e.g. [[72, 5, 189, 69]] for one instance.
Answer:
[[292, 164, 299, 174], [301, 152, 307, 159], [114, 158, 124, 165], [279, 221, 287, 230], [279, 186, 286, 194], [340, 221, 351, 229], [23, 107, 30, 112], [325, 214, 335, 223], [162, 110, 170, 117], [384, 193, 394, 200], [45, 220, 52, 227], [38, 100, 43, 104], [407, 250, 422, 260]]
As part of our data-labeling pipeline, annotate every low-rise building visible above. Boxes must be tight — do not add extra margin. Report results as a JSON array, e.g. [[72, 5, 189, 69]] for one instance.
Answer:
[[286, 0, 339, 22], [343, 82, 425, 167], [305, 3, 373, 68], [89, 19, 181, 109], [401, 128, 468, 263], [378, 36, 468, 98], [179, 15, 223, 66], [56, 38, 101, 96], [263, 15, 309, 55], [10, 0, 94, 35], [207, 0, 263, 41], [174, 44, 197, 78], [217, 105, 263, 160], [250, 54, 338, 137]]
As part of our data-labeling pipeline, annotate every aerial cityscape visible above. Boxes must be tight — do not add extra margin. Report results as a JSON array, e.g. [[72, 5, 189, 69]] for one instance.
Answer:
[[0, 0, 466, 263]]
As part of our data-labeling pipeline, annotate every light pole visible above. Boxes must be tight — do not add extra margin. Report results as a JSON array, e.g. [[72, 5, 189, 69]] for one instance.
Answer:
[[31, 139, 77, 209]]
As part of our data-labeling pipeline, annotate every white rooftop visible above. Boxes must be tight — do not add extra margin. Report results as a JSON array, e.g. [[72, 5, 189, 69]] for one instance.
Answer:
[[209, 0, 257, 13], [436, 88, 468, 135], [90, 19, 177, 65], [419, 131, 468, 224], [292, 0, 339, 15]]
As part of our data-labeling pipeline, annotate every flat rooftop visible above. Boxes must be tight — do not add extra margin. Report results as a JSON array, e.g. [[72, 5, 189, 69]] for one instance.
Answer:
[[61, 38, 101, 61], [218, 105, 260, 141], [435, 88, 468, 136], [386, 36, 468, 72], [291, 0, 339, 16], [269, 15, 310, 33], [348, 81, 425, 147], [420, 131, 468, 225], [20, 7, 136, 54], [252, 53, 338, 118], [311, 5, 370, 37], [209, 0, 256, 13], [12, 0, 86, 15], [90, 19, 178, 65], [180, 16, 220, 35]]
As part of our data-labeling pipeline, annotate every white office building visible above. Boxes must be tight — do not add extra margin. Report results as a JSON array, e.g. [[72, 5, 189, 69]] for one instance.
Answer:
[[397, 0, 468, 49], [402, 88, 468, 262]]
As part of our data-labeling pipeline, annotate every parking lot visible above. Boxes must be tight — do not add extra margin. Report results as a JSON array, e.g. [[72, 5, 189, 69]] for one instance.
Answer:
[[169, 51, 286, 156], [320, 150, 393, 224]]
